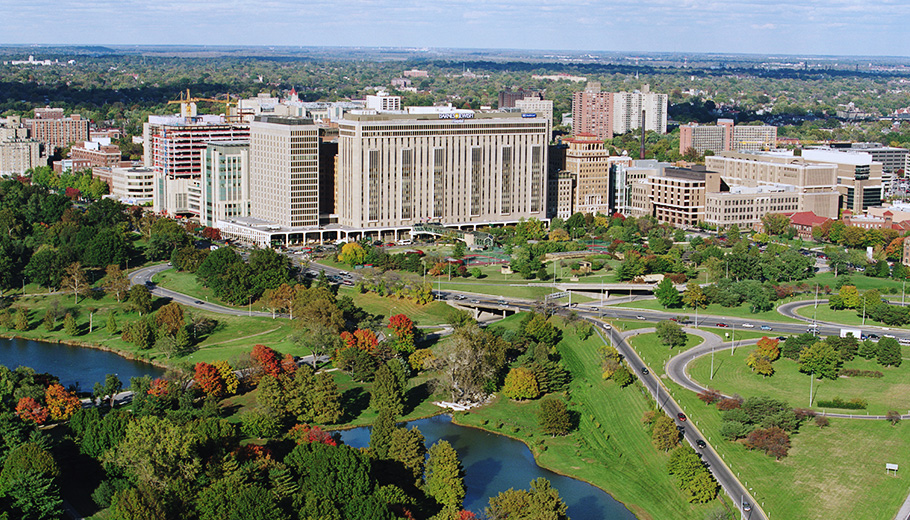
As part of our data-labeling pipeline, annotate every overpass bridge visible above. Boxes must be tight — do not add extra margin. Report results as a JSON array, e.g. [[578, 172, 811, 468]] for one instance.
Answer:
[[412, 223, 495, 248]]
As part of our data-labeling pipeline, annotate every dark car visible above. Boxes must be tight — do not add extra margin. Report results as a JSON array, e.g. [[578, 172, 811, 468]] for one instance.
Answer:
[[194, 300, 204, 305], [677, 412, 687, 422], [868, 333, 880, 340], [640, 366, 649, 375], [695, 439, 707, 449], [777, 336, 788, 341]]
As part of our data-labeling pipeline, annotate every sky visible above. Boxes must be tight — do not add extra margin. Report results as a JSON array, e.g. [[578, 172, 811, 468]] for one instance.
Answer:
[[3, 0, 910, 57]]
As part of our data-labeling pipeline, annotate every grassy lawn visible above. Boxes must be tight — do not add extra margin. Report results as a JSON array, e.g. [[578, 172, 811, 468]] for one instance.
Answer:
[[454, 315, 730, 520], [611, 299, 803, 324], [338, 287, 456, 326], [688, 347, 910, 416], [794, 304, 910, 330], [152, 270, 272, 311], [809, 272, 910, 294], [626, 332, 704, 376], [669, 379, 910, 520]]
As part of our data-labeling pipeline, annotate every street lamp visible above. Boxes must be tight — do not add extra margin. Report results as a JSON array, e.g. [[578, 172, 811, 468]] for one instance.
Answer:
[[248, 296, 252, 317]]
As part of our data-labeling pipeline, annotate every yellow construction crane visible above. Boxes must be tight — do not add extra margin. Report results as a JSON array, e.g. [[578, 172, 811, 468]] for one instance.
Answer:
[[167, 89, 238, 121]]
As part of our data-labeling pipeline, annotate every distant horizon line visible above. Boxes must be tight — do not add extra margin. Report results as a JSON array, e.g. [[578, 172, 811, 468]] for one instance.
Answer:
[[0, 43, 908, 61]]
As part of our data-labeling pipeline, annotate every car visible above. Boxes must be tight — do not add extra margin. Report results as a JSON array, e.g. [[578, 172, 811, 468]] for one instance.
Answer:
[[868, 333, 880, 340], [677, 412, 687, 422], [669, 317, 678, 322], [695, 439, 707, 449], [742, 323, 754, 328], [636, 315, 646, 320], [742, 501, 752, 512], [603, 324, 612, 330], [760, 325, 773, 331], [884, 334, 896, 339], [194, 300, 204, 305], [640, 366, 649, 375], [777, 336, 788, 341], [470, 299, 480, 304], [715, 323, 728, 327], [454, 294, 466, 300], [497, 299, 506, 305], [807, 326, 820, 333]]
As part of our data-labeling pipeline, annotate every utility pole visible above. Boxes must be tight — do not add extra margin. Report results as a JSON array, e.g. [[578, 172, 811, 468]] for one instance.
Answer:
[[862, 298, 866, 326], [731, 321, 736, 355], [809, 370, 814, 406], [711, 345, 715, 380]]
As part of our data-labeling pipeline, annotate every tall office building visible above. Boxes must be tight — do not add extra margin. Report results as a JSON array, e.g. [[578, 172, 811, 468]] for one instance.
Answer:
[[572, 83, 668, 140], [563, 134, 632, 215], [337, 109, 548, 230], [200, 142, 251, 227], [249, 116, 320, 228]]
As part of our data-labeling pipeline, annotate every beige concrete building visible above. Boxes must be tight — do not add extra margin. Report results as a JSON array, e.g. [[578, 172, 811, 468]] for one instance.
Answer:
[[555, 171, 576, 219], [704, 185, 802, 230], [0, 139, 42, 176], [250, 116, 320, 228], [679, 120, 777, 155], [630, 167, 716, 227], [109, 166, 155, 204], [705, 152, 841, 218], [337, 109, 548, 231], [563, 135, 632, 215], [200, 142, 251, 227], [515, 98, 554, 127]]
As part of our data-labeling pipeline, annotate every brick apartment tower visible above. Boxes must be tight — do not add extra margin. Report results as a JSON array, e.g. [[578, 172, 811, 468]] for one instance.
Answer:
[[572, 83, 613, 141]]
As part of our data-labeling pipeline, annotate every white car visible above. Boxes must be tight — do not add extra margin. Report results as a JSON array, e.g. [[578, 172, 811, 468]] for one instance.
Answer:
[[636, 315, 646, 320], [603, 324, 612, 330], [742, 323, 754, 328]]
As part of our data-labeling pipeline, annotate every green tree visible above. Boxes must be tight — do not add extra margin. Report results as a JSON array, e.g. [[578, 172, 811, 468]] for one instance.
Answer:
[[486, 478, 568, 520], [370, 362, 405, 415], [452, 241, 466, 259], [612, 366, 634, 387], [799, 341, 842, 380], [682, 283, 707, 309], [656, 320, 687, 349], [197, 477, 288, 520], [62, 262, 90, 304], [106, 311, 118, 334], [106, 415, 202, 493], [127, 285, 152, 315], [667, 445, 718, 503], [370, 409, 397, 460], [0, 442, 62, 520], [655, 277, 682, 308], [651, 414, 679, 451], [502, 367, 540, 400], [538, 396, 571, 436], [387, 426, 427, 483], [311, 372, 344, 424], [877, 337, 903, 367], [13, 308, 28, 331], [424, 440, 465, 511]]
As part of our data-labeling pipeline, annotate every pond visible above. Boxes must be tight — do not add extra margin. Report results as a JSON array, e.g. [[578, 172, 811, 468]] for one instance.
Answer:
[[339, 414, 636, 519], [0, 337, 166, 391]]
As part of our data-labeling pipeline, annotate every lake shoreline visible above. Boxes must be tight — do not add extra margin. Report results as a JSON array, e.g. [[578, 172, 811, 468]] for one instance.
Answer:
[[0, 331, 175, 372]]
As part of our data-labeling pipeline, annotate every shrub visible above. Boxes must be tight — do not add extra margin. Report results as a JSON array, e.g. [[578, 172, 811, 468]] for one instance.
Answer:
[[502, 367, 540, 400], [839, 368, 883, 378], [716, 397, 743, 411], [816, 397, 867, 410], [697, 389, 722, 405], [887, 411, 901, 426], [744, 426, 790, 459], [815, 415, 830, 428]]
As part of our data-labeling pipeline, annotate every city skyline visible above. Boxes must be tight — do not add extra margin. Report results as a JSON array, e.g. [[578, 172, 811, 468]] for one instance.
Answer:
[[3, 0, 910, 58]]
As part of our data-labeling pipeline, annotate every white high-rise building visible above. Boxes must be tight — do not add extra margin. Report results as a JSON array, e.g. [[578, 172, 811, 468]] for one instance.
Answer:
[[200, 142, 251, 227], [249, 116, 320, 228]]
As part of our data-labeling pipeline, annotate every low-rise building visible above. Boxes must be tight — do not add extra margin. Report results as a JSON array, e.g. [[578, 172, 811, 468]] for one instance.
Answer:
[[629, 166, 717, 227], [785, 211, 832, 240], [704, 184, 802, 230], [70, 138, 123, 168], [109, 166, 155, 204]]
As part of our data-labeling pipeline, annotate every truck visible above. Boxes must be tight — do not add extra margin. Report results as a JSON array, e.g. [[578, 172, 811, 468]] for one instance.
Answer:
[[840, 328, 862, 339]]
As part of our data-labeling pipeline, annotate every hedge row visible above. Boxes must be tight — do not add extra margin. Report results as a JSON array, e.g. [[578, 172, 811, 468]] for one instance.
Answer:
[[816, 397, 868, 410]]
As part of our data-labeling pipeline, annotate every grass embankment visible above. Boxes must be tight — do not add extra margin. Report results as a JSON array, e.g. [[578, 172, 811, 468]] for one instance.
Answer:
[[795, 304, 910, 330], [810, 272, 910, 294], [611, 299, 803, 324], [153, 270, 268, 312], [626, 332, 703, 376], [336, 287, 455, 326], [688, 346, 910, 416], [669, 379, 910, 520], [454, 313, 730, 519], [5, 291, 307, 369]]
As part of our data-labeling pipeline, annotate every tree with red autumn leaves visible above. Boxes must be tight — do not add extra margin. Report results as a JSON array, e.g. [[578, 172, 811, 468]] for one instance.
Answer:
[[194, 362, 225, 397], [745, 426, 791, 460], [288, 424, 338, 446], [251, 344, 283, 379], [15, 396, 48, 424], [201, 227, 221, 241], [147, 378, 175, 397], [45, 383, 81, 421], [388, 314, 416, 353], [281, 353, 298, 376], [340, 329, 379, 353]]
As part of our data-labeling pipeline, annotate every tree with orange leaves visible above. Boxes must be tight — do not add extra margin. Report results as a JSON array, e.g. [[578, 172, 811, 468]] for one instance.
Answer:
[[281, 353, 298, 376], [340, 329, 378, 353], [15, 396, 48, 424], [45, 383, 81, 421], [194, 362, 225, 397], [251, 344, 282, 380], [388, 314, 416, 354]]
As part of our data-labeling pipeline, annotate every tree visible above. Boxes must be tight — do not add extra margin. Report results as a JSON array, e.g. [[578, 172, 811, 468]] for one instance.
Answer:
[[612, 366, 634, 387], [63, 312, 77, 335], [667, 445, 718, 503], [761, 213, 791, 236], [682, 283, 707, 309], [93, 374, 123, 408], [155, 302, 185, 338], [44, 383, 80, 421], [538, 396, 571, 436], [655, 278, 681, 308], [370, 409, 397, 460], [102, 264, 131, 302], [370, 362, 405, 415], [194, 362, 225, 397], [745, 426, 791, 459], [387, 313, 416, 354], [15, 396, 48, 425], [197, 479, 288, 520], [799, 341, 842, 380], [839, 285, 861, 309], [13, 307, 28, 331], [755, 336, 781, 361], [106, 311, 118, 334], [338, 242, 366, 266], [486, 478, 568, 520], [127, 285, 152, 315], [0, 443, 62, 520], [651, 414, 679, 451], [502, 367, 540, 400], [452, 241, 466, 259], [388, 426, 427, 483], [656, 320, 687, 349], [424, 440, 465, 511], [310, 372, 344, 424], [746, 351, 774, 377], [107, 415, 202, 493], [214, 360, 239, 396], [438, 323, 509, 402], [62, 262, 90, 304], [877, 337, 903, 367], [251, 344, 283, 380]]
